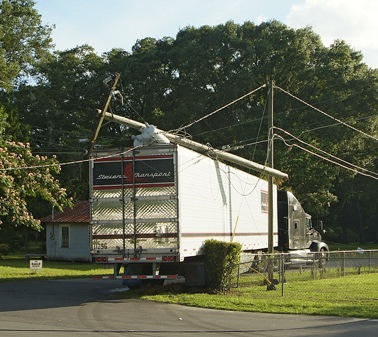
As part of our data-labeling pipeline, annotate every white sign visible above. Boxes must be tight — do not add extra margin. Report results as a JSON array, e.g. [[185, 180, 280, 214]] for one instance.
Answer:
[[30, 260, 43, 271]]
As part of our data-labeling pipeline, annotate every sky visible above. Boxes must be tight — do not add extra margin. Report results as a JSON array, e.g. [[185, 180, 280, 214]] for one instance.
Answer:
[[34, 0, 378, 69]]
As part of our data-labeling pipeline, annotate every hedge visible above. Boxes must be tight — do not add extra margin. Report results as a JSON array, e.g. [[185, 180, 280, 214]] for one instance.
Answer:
[[204, 239, 241, 292]]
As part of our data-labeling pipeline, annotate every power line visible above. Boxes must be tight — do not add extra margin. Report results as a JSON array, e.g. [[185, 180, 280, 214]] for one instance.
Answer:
[[275, 85, 378, 143], [170, 84, 267, 134], [0, 146, 139, 172], [251, 87, 269, 161], [274, 127, 378, 177], [3, 81, 376, 182], [217, 109, 378, 154], [274, 132, 378, 181]]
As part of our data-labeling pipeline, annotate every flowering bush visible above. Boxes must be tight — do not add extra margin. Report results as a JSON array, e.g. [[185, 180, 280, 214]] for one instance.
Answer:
[[0, 140, 73, 230]]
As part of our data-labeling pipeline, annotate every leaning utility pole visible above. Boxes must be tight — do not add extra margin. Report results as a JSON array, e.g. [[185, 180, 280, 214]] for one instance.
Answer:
[[88, 72, 121, 154], [267, 80, 275, 280], [94, 109, 289, 181]]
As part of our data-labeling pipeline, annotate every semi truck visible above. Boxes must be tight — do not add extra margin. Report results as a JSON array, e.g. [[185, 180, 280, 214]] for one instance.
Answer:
[[90, 141, 328, 286]]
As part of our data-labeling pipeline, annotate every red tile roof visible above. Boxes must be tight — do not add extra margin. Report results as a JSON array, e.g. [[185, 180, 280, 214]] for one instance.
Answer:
[[40, 201, 90, 223]]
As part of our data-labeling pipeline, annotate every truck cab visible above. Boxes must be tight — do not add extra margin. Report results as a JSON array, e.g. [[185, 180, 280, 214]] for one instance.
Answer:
[[277, 190, 328, 253]]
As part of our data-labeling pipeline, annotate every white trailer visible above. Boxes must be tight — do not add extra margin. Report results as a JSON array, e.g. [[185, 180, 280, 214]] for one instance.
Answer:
[[90, 142, 327, 286], [176, 145, 277, 255], [90, 144, 279, 284]]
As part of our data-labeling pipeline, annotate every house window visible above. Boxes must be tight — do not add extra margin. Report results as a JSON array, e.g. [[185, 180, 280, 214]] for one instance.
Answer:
[[61, 225, 70, 248], [261, 191, 268, 212]]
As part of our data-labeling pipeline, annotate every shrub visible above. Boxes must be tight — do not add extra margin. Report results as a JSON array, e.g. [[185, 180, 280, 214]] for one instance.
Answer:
[[204, 239, 241, 292], [0, 243, 10, 258]]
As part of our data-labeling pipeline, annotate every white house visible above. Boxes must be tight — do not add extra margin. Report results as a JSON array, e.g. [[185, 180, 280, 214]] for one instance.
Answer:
[[40, 201, 91, 261]]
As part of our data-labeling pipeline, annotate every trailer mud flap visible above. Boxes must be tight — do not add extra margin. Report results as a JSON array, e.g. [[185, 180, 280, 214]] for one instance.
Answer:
[[184, 263, 206, 287]]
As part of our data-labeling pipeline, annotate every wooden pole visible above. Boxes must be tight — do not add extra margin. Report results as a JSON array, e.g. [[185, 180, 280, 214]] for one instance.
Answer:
[[268, 79, 274, 280], [96, 110, 289, 181], [88, 72, 121, 154]]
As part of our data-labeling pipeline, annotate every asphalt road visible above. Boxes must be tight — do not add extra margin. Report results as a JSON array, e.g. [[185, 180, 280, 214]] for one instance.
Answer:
[[0, 278, 377, 336]]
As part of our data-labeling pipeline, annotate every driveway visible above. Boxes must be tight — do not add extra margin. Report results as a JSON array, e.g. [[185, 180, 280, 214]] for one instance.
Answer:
[[0, 278, 377, 336]]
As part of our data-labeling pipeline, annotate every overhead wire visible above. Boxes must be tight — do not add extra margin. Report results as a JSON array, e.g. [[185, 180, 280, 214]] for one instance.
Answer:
[[170, 84, 267, 134], [0, 146, 140, 172], [273, 127, 378, 178], [216, 109, 378, 154], [189, 104, 375, 143], [118, 77, 147, 124], [251, 86, 269, 161], [275, 85, 378, 143], [275, 133, 378, 181], [3, 81, 377, 178]]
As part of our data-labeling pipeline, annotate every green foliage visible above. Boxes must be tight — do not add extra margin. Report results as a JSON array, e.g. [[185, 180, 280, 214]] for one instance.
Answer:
[[2, 15, 378, 244], [0, 138, 73, 230], [136, 273, 378, 319], [204, 239, 241, 291], [0, 259, 111, 281], [12, 45, 106, 199], [0, 0, 54, 92], [0, 243, 10, 258]]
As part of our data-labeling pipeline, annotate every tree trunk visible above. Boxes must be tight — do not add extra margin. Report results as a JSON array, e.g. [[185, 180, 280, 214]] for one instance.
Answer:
[[25, 227, 29, 253], [355, 196, 366, 244], [342, 224, 348, 244]]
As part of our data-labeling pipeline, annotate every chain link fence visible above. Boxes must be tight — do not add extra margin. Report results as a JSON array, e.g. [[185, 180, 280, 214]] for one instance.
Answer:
[[232, 249, 378, 296]]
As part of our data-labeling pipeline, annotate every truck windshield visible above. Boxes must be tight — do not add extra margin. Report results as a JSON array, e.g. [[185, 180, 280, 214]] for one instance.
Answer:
[[306, 218, 312, 229]]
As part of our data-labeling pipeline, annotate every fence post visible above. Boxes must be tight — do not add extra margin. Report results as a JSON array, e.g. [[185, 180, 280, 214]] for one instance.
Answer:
[[281, 254, 284, 296], [237, 265, 240, 288], [343, 251, 346, 277]]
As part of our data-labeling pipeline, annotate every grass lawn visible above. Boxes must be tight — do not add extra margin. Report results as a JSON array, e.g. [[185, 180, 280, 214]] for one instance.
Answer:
[[120, 272, 378, 320], [1, 242, 114, 281], [0, 259, 113, 281], [2, 242, 378, 319], [327, 241, 378, 251]]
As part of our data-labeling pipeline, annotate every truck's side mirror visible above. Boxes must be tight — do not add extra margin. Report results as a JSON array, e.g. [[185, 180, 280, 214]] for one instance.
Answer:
[[319, 220, 326, 234]]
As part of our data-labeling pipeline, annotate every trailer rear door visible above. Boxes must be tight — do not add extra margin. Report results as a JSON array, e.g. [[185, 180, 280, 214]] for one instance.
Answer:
[[90, 145, 179, 258]]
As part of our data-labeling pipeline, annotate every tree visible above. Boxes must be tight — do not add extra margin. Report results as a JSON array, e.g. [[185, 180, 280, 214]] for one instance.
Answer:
[[123, 21, 378, 242], [0, 1, 73, 250], [0, 107, 72, 231], [12, 45, 109, 200], [10, 20, 378, 243], [0, 0, 54, 92]]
